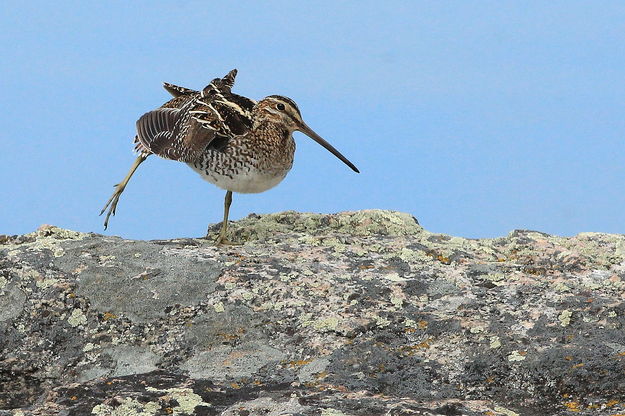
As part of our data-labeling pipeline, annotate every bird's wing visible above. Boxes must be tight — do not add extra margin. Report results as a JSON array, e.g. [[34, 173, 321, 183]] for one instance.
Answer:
[[192, 70, 256, 138], [134, 69, 256, 161], [163, 82, 198, 98], [135, 106, 215, 162]]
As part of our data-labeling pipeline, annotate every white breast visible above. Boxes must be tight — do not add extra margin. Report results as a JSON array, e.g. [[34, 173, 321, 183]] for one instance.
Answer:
[[188, 164, 291, 194]]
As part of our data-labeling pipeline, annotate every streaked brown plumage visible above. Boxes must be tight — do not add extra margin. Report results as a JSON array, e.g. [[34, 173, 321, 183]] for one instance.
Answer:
[[100, 69, 359, 244]]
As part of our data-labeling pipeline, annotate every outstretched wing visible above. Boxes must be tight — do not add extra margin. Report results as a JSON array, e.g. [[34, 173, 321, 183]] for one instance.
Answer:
[[134, 69, 256, 162], [135, 105, 216, 162]]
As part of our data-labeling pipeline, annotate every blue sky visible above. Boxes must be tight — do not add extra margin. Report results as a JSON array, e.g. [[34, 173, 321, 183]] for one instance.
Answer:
[[2, 1, 624, 239]]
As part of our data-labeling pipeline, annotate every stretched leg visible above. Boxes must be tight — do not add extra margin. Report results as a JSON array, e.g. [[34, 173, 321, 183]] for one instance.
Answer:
[[100, 154, 148, 229], [215, 190, 233, 245]]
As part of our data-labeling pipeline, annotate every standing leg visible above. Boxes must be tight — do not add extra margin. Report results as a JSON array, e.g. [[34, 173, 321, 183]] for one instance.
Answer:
[[100, 154, 148, 229], [215, 190, 233, 245]]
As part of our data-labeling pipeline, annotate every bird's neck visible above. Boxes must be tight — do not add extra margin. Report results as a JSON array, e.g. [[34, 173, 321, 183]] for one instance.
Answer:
[[253, 120, 292, 142]]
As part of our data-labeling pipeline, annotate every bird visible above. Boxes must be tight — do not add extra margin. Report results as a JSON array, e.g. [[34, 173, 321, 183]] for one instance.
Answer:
[[100, 69, 359, 244]]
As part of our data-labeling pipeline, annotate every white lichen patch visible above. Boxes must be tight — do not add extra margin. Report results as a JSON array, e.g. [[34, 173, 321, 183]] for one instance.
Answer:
[[321, 237, 347, 253], [213, 302, 225, 313], [507, 350, 526, 361], [469, 326, 485, 334], [397, 247, 426, 262], [404, 318, 418, 329], [490, 336, 501, 349], [0, 276, 7, 290], [28, 240, 65, 258], [493, 406, 520, 416], [559, 310, 572, 327], [321, 409, 350, 416], [485, 272, 506, 285], [145, 387, 210, 415], [98, 255, 117, 266], [554, 282, 570, 292], [383, 273, 409, 282], [312, 316, 340, 332], [36, 277, 58, 289], [390, 295, 403, 307], [374, 315, 391, 328], [68, 309, 87, 327], [92, 397, 160, 415]]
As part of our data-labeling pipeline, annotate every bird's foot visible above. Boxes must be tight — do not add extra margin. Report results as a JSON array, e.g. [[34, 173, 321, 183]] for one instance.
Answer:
[[214, 236, 241, 246], [99, 184, 125, 229], [207, 222, 242, 246]]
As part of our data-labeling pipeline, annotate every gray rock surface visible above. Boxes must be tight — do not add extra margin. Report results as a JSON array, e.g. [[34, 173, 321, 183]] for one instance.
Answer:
[[1, 210, 624, 415]]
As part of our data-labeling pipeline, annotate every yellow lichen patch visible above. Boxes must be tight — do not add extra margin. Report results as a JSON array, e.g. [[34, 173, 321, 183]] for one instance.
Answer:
[[606, 399, 620, 407], [416, 340, 431, 349], [437, 255, 451, 264], [286, 359, 312, 368], [230, 382, 240, 389], [102, 312, 118, 321], [315, 371, 329, 380], [417, 320, 428, 329], [397, 339, 432, 355], [571, 363, 584, 369], [563, 401, 581, 412]]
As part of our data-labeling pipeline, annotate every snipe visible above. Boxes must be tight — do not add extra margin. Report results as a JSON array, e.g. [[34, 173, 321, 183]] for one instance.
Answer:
[[100, 69, 359, 244]]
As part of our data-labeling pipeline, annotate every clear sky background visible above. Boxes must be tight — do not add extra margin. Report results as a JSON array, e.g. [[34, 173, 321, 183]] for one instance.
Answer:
[[2, 1, 624, 240]]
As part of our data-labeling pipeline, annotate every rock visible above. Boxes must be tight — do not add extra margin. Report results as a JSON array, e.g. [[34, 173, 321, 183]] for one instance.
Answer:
[[0, 210, 624, 415]]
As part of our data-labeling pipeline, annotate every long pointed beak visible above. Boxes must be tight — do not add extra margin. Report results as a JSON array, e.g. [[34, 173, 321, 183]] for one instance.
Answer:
[[298, 122, 360, 173]]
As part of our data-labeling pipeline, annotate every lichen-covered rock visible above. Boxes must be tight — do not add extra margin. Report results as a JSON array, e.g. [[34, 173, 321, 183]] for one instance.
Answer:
[[1, 211, 624, 415]]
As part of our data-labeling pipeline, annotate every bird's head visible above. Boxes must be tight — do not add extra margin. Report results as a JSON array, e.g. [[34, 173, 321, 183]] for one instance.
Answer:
[[254, 96, 359, 173]]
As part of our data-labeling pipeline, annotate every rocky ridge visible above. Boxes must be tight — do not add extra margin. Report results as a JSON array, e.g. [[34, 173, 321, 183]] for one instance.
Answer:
[[1, 210, 624, 415]]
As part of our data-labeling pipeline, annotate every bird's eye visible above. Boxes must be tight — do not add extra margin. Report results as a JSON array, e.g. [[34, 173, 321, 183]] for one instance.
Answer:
[[276, 103, 286, 111]]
